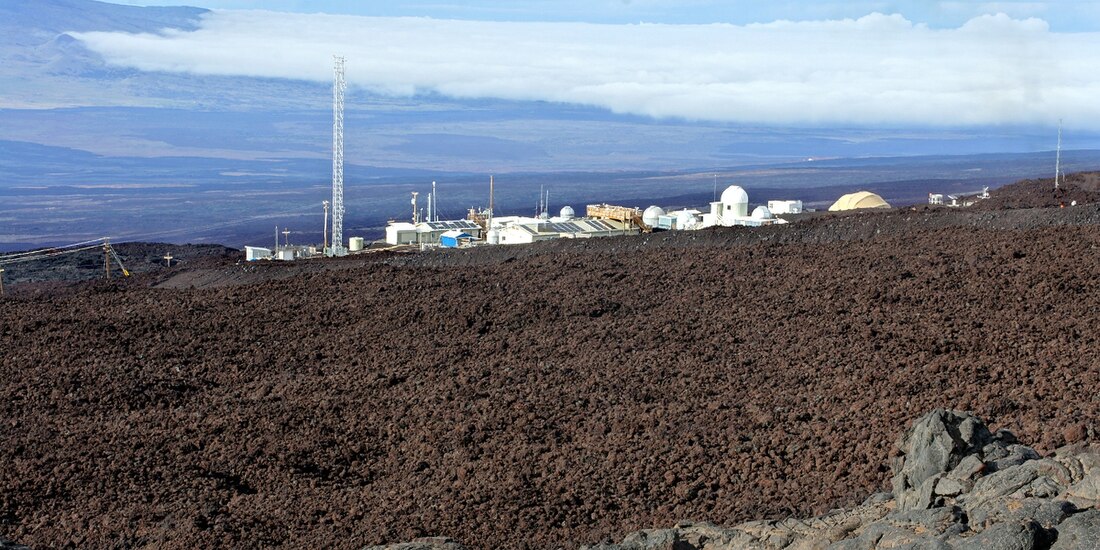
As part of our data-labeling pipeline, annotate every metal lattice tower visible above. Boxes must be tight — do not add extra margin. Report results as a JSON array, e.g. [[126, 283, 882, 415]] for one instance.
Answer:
[[329, 55, 348, 257]]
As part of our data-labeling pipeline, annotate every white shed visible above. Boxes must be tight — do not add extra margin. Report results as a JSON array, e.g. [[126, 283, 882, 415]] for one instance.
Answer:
[[385, 222, 418, 245], [245, 246, 272, 261]]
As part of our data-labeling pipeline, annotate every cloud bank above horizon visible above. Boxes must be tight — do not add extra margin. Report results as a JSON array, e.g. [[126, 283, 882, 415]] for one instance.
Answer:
[[71, 10, 1100, 127]]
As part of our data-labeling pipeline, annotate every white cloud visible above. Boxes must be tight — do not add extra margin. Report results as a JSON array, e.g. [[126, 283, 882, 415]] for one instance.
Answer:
[[70, 10, 1100, 126]]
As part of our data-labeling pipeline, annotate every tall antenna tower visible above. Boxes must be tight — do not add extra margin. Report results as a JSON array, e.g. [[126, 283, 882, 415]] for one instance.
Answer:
[[329, 55, 348, 257], [1055, 119, 1063, 191]]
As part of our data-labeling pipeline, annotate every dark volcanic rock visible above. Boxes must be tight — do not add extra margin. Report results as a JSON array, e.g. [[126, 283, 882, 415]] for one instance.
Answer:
[[3, 205, 1100, 549], [891, 409, 993, 511], [588, 411, 1100, 550]]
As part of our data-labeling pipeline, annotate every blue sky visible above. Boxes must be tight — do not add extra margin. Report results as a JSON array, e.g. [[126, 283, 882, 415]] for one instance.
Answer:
[[115, 1, 1100, 30]]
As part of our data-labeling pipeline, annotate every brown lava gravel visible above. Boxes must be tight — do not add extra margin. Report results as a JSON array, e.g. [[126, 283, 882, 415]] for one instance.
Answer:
[[2, 201, 1100, 548]]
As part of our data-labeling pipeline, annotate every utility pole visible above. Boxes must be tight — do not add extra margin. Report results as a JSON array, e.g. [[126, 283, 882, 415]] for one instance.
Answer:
[[488, 175, 494, 230], [282, 228, 292, 247], [275, 225, 279, 251], [103, 238, 110, 280], [0, 268, 5, 296], [1055, 119, 1063, 190], [323, 200, 330, 252], [163, 253, 173, 267]]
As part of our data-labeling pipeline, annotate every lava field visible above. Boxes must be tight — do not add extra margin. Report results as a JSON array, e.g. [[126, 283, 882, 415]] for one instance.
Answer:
[[2, 186, 1100, 548]]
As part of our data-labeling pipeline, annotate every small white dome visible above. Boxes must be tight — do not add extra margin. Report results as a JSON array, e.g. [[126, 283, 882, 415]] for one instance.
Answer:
[[560, 205, 575, 219], [675, 210, 698, 229], [751, 205, 774, 220], [642, 205, 665, 226], [721, 185, 749, 206]]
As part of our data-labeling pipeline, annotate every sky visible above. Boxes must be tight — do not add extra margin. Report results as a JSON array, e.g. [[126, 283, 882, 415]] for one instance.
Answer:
[[81, 1, 1100, 128], [113, 1, 1100, 30]]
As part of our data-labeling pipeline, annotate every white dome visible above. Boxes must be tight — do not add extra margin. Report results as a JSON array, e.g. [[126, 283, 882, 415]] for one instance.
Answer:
[[642, 205, 665, 227], [720, 185, 750, 222], [720, 185, 749, 206], [751, 205, 775, 220], [675, 210, 698, 229], [560, 205, 575, 219]]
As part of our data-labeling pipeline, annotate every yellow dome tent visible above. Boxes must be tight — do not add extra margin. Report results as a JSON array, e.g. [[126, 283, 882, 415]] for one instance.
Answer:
[[828, 191, 891, 211]]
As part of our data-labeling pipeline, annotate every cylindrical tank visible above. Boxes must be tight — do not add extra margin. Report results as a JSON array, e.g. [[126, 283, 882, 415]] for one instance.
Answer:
[[348, 237, 365, 251], [486, 229, 500, 245]]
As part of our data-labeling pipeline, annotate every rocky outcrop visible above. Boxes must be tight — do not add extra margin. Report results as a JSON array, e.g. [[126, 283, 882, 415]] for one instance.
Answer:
[[584, 410, 1100, 550], [365, 537, 467, 550]]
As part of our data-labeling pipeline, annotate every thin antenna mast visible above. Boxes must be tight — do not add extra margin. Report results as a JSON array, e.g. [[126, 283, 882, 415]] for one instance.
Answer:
[[489, 175, 494, 228], [1055, 119, 1063, 191], [330, 55, 348, 256], [432, 180, 437, 222], [322, 200, 330, 251], [411, 192, 419, 224]]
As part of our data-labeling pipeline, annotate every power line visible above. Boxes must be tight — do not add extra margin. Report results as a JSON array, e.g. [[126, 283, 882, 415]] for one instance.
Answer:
[[0, 243, 106, 266], [0, 237, 107, 261]]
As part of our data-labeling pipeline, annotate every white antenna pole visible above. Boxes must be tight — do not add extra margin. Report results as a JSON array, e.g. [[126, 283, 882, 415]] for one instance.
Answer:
[[432, 180, 437, 222], [330, 55, 348, 256], [488, 175, 494, 229], [713, 174, 717, 202], [427, 193, 432, 225], [275, 225, 279, 251], [322, 200, 329, 251], [411, 192, 419, 224], [1055, 119, 1063, 190]]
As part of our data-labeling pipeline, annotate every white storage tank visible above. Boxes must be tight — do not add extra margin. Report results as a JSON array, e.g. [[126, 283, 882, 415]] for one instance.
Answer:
[[348, 237, 365, 252]]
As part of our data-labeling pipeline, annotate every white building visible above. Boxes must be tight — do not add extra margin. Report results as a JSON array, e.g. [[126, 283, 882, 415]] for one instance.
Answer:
[[416, 220, 483, 245], [496, 218, 637, 245], [660, 185, 788, 231], [768, 200, 804, 214], [385, 222, 417, 245], [245, 246, 272, 261], [386, 220, 483, 246]]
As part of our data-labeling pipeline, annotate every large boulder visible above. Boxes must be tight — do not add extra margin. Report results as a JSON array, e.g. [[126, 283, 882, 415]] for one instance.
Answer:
[[891, 410, 994, 511], [1050, 509, 1100, 549]]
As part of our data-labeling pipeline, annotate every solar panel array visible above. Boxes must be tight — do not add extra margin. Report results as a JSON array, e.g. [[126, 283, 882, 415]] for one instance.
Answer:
[[425, 220, 480, 231], [547, 219, 618, 234]]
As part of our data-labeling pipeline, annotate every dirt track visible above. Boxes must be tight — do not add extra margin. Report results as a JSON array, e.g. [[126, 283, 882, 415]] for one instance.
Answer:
[[3, 200, 1100, 548]]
